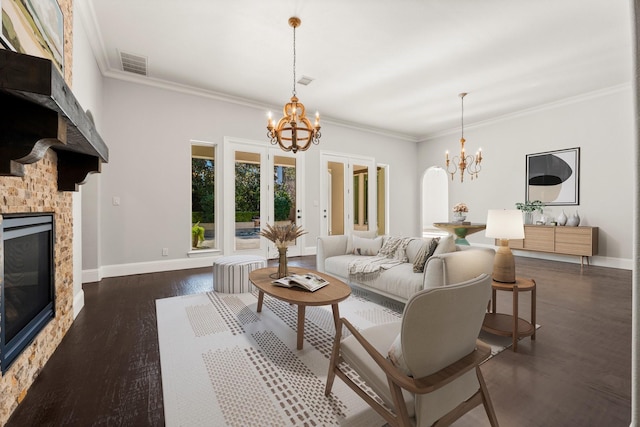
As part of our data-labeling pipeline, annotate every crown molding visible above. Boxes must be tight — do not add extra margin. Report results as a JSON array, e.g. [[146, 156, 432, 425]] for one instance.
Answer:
[[419, 83, 632, 142]]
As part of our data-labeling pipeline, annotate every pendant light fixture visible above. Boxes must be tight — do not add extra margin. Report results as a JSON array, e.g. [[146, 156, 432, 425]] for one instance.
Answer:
[[267, 17, 321, 153], [445, 93, 482, 182]]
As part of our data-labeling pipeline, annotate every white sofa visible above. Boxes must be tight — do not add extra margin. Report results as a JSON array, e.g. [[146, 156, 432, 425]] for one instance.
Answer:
[[316, 233, 495, 302]]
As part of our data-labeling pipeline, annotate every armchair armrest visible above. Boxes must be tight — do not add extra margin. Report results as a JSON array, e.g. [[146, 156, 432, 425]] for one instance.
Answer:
[[339, 318, 490, 395], [316, 235, 348, 273]]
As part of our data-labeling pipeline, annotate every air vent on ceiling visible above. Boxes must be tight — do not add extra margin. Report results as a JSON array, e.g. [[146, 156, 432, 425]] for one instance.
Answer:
[[297, 75, 314, 86], [119, 51, 148, 76]]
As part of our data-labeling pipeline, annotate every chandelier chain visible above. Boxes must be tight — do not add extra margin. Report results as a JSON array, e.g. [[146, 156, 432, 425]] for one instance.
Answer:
[[460, 94, 464, 139], [292, 24, 297, 96]]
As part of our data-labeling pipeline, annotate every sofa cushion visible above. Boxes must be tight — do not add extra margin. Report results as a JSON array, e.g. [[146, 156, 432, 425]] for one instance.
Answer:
[[346, 229, 378, 253], [388, 333, 412, 376], [433, 234, 456, 255], [356, 262, 424, 301], [406, 238, 428, 264], [325, 255, 424, 301], [413, 238, 440, 273], [351, 236, 383, 256], [325, 254, 361, 279]]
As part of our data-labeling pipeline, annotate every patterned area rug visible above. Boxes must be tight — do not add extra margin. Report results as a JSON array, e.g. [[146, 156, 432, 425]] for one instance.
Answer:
[[156, 288, 518, 426]]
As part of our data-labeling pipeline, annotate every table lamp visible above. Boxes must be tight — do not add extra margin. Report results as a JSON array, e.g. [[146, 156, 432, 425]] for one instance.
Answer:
[[485, 209, 525, 283]]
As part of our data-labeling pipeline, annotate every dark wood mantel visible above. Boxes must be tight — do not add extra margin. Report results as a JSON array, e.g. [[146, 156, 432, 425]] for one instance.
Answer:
[[0, 50, 109, 191]]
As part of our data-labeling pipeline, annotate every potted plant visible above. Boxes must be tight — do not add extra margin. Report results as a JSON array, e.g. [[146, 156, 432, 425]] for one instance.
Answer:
[[192, 222, 205, 248], [515, 200, 545, 224]]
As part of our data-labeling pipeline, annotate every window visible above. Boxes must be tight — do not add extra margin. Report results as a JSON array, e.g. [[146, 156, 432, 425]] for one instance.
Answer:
[[191, 144, 216, 250]]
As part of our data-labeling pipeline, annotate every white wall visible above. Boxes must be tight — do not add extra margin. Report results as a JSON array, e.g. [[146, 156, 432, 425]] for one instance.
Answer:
[[71, 1, 106, 311], [418, 86, 634, 268], [93, 78, 418, 277]]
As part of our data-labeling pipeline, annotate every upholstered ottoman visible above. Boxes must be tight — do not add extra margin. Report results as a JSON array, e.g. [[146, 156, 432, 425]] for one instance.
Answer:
[[212, 255, 267, 293]]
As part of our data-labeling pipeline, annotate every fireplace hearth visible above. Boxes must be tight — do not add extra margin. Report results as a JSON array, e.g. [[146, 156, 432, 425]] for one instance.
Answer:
[[0, 213, 55, 373]]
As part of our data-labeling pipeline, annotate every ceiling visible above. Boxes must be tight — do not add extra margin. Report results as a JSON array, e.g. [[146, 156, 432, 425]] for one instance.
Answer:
[[78, 0, 633, 141]]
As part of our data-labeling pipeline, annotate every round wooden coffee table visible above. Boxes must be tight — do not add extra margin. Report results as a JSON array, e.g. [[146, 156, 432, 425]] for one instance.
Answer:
[[249, 267, 351, 350]]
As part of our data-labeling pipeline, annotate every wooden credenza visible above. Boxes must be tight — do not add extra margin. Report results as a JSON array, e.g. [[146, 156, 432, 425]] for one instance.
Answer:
[[501, 225, 598, 265]]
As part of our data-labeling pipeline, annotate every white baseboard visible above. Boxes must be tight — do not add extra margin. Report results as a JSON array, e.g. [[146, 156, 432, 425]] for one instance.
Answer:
[[73, 290, 85, 319], [85, 256, 219, 281], [473, 243, 632, 270], [82, 268, 101, 284], [82, 245, 630, 283]]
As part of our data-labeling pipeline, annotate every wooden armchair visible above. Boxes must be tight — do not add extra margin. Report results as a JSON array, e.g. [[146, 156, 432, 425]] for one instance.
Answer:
[[325, 273, 499, 426]]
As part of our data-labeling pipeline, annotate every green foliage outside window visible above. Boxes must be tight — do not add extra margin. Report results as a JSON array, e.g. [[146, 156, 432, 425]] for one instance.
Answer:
[[274, 190, 292, 221], [192, 158, 215, 223], [235, 163, 260, 213]]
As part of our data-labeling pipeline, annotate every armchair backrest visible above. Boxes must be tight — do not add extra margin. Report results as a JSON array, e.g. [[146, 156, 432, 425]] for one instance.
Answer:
[[401, 273, 492, 379]]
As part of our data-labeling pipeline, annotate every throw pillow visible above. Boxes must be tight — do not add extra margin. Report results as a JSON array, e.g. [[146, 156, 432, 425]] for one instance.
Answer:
[[378, 236, 411, 262], [412, 237, 440, 273], [433, 234, 456, 255], [387, 333, 412, 376], [346, 228, 378, 253], [351, 236, 383, 256]]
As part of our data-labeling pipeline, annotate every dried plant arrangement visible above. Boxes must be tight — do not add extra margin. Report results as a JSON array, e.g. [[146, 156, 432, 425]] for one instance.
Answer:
[[259, 223, 307, 249]]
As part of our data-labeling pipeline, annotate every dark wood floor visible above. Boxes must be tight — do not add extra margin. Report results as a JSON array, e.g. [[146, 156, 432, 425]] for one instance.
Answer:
[[6, 256, 631, 426]]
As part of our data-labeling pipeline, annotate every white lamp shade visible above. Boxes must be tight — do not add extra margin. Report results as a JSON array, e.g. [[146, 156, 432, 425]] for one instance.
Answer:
[[485, 209, 525, 240]]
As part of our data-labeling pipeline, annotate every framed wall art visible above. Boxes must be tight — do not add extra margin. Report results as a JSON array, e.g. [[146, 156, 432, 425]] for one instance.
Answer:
[[1, 0, 64, 73], [525, 147, 580, 206]]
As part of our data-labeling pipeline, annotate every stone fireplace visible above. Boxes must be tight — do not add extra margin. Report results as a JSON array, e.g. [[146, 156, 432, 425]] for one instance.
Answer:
[[0, 1, 108, 423], [0, 153, 75, 424]]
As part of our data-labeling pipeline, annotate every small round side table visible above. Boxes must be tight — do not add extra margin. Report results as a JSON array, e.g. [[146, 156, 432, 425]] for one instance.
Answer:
[[482, 277, 536, 352]]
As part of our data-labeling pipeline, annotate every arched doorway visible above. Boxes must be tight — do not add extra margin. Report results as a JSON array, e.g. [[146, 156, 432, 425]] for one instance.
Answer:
[[421, 166, 449, 237]]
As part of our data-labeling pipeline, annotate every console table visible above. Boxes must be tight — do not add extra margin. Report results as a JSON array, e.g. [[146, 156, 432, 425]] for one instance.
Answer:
[[498, 225, 598, 266]]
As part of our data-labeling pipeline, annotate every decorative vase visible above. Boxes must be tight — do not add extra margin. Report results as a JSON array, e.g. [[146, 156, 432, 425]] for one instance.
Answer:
[[557, 210, 567, 226], [453, 212, 467, 222], [566, 211, 581, 227], [192, 235, 199, 248], [277, 246, 289, 278], [524, 211, 533, 225]]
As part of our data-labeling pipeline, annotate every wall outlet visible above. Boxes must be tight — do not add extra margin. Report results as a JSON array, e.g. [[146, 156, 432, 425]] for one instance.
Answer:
[[162, 248, 169, 256], [112, 196, 120, 206]]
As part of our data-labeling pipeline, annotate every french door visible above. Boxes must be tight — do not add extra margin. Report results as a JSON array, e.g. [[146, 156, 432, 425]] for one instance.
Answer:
[[224, 139, 304, 258], [320, 152, 377, 236]]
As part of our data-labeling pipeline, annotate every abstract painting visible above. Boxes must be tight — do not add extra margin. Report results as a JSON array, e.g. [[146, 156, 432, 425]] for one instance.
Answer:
[[1, 0, 64, 73], [526, 147, 580, 206]]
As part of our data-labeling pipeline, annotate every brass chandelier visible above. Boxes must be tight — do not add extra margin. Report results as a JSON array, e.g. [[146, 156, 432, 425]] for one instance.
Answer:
[[445, 93, 482, 182], [267, 17, 321, 153]]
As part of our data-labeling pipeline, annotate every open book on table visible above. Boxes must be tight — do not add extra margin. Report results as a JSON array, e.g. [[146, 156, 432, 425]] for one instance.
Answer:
[[272, 273, 329, 292]]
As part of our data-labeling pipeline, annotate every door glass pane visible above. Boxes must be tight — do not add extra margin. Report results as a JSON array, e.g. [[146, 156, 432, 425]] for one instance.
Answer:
[[327, 161, 345, 235], [191, 145, 215, 249], [377, 166, 386, 235], [274, 155, 297, 243], [235, 151, 261, 250], [353, 164, 368, 231]]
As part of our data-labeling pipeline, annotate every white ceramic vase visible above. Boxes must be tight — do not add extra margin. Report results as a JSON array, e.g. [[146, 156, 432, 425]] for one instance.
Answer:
[[557, 210, 567, 226], [453, 212, 466, 222], [566, 211, 580, 227]]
